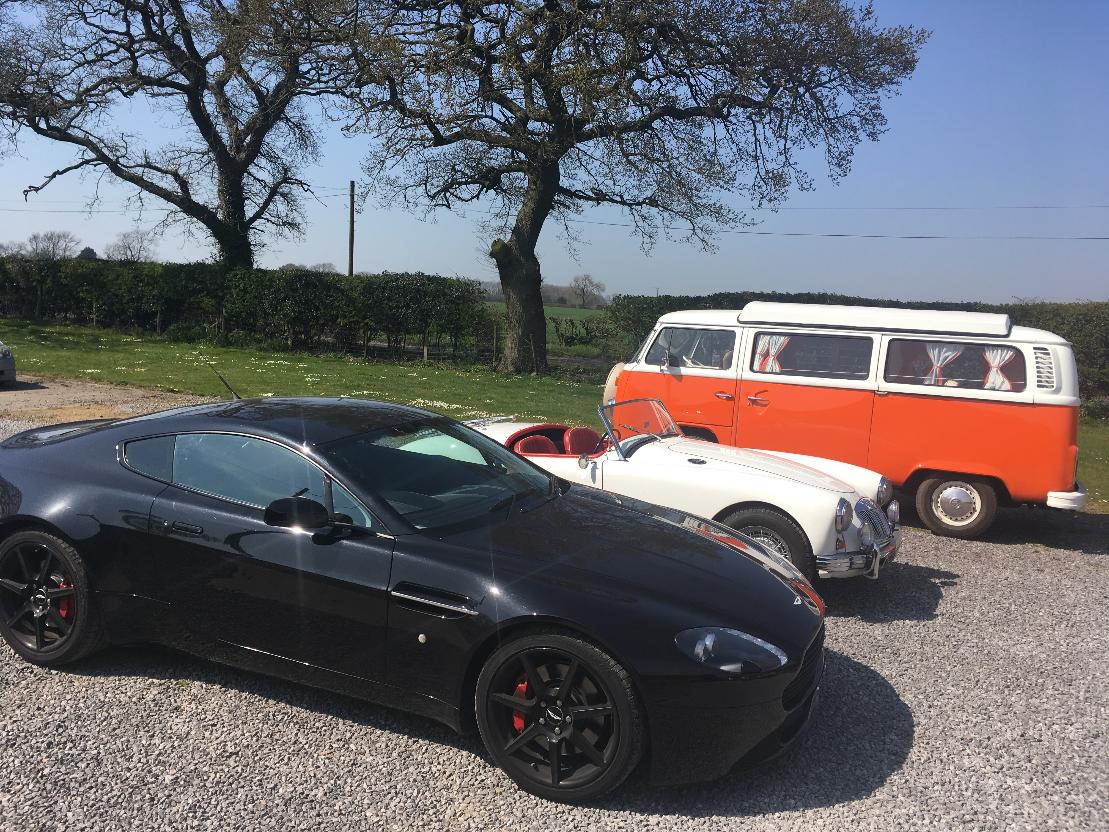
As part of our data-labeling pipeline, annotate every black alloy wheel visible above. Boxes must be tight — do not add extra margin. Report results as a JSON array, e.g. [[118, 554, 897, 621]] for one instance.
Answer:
[[0, 531, 103, 665], [476, 633, 644, 803]]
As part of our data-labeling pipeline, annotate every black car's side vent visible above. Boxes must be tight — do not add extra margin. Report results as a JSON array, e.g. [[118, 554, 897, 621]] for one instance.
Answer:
[[390, 582, 479, 619]]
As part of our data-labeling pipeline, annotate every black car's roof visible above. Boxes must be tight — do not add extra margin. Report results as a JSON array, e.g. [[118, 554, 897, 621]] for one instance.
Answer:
[[112, 397, 438, 446]]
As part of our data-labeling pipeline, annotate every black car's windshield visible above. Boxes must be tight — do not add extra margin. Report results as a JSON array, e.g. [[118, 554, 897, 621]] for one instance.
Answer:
[[321, 418, 555, 531]]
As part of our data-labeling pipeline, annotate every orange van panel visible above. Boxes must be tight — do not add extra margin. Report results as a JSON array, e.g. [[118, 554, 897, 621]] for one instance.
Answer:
[[869, 393, 1079, 500], [735, 379, 874, 467], [616, 367, 737, 428]]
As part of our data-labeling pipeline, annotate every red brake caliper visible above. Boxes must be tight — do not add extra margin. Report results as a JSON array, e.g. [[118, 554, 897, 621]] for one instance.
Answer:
[[57, 580, 73, 620], [511, 676, 529, 733]]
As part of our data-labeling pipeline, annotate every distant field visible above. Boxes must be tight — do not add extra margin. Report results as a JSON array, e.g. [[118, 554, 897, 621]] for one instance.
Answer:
[[484, 301, 605, 321]]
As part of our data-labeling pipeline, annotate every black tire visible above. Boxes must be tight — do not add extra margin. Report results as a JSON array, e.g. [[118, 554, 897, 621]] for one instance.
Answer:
[[721, 506, 816, 582], [475, 631, 645, 803], [0, 530, 105, 666], [915, 476, 998, 539]]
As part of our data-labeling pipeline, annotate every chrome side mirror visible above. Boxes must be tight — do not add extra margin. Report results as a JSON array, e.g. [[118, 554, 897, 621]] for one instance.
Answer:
[[578, 454, 590, 469]]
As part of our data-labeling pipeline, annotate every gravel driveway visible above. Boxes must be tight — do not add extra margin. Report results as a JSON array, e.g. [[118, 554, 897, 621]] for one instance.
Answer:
[[1, 377, 1106, 831]]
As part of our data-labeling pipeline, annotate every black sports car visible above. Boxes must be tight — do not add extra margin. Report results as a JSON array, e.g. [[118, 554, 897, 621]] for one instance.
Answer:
[[0, 397, 825, 802]]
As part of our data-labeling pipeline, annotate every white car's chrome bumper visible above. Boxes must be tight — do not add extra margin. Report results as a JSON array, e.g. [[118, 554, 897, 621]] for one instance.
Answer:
[[1046, 482, 1088, 510], [816, 527, 900, 580]]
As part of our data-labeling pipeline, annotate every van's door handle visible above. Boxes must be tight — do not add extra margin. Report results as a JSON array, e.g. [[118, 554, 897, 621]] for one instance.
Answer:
[[170, 521, 204, 537], [747, 395, 769, 405], [714, 392, 735, 400]]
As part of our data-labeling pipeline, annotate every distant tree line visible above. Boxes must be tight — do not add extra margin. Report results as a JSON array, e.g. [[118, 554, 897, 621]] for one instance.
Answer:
[[0, 256, 491, 358]]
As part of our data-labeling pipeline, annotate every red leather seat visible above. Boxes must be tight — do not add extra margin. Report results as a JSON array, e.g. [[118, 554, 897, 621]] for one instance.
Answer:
[[565, 427, 602, 455], [515, 435, 559, 455]]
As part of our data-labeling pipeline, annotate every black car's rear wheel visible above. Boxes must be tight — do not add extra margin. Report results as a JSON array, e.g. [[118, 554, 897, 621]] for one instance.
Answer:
[[475, 632, 644, 803], [0, 531, 104, 665]]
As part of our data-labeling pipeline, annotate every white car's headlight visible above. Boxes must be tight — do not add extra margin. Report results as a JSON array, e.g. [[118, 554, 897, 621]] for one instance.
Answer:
[[886, 500, 900, 526], [877, 477, 893, 506], [675, 627, 788, 673], [835, 498, 853, 532]]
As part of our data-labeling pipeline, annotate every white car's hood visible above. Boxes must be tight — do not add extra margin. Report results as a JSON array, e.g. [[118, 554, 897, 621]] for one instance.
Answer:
[[657, 438, 856, 494]]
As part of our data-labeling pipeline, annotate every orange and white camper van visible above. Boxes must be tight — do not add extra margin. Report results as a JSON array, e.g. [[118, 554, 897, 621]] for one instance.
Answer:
[[610, 302, 1087, 538]]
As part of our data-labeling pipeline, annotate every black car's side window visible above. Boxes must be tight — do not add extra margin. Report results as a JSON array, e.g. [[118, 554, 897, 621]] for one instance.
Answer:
[[171, 433, 373, 527], [123, 435, 175, 481]]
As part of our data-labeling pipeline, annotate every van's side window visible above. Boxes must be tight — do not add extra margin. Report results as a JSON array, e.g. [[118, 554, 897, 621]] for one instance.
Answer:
[[884, 340, 1027, 392], [750, 332, 872, 380], [644, 328, 736, 370]]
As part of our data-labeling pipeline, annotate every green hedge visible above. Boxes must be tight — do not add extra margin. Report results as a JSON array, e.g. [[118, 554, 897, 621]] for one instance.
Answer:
[[605, 291, 1109, 408], [0, 257, 491, 358]]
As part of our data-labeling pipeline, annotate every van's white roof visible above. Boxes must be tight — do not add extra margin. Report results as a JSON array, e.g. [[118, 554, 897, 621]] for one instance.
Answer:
[[657, 302, 1064, 343]]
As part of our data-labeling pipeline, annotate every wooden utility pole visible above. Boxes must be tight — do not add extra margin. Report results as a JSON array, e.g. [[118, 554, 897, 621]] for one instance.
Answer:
[[347, 180, 355, 276]]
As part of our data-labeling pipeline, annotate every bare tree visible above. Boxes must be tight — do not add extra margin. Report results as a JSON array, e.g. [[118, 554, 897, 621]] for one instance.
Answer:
[[343, 0, 925, 372], [106, 227, 160, 263], [570, 274, 605, 308], [26, 230, 81, 261], [0, 0, 356, 269]]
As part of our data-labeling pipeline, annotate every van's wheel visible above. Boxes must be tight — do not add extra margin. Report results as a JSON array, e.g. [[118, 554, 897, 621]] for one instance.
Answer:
[[720, 507, 816, 582], [0, 531, 105, 666], [915, 477, 998, 539], [475, 632, 644, 803]]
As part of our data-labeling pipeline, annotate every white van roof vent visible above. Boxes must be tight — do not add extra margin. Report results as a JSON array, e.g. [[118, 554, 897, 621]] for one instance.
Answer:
[[737, 302, 1013, 337], [1033, 347, 1056, 390]]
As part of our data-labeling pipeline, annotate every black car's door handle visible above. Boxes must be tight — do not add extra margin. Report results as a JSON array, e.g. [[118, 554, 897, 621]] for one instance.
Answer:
[[170, 521, 204, 537]]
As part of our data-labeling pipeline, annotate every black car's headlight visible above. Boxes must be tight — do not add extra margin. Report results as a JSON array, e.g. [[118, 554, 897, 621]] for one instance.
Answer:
[[877, 477, 893, 506], [675, 627, 788, 673]]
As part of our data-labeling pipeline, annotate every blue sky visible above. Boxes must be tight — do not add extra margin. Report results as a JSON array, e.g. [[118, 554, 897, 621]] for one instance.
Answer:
[[1, 0, 1106, 302]]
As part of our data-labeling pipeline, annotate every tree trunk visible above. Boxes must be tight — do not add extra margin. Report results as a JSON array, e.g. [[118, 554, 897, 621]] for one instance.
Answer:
[[490, 162, 559, 374], [214, 170, 254, 270]]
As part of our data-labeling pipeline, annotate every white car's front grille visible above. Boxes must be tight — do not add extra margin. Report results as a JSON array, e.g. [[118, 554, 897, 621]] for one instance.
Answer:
[[855, 498, 892, 540]]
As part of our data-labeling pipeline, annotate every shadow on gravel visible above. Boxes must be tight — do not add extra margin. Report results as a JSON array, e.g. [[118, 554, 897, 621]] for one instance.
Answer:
[[65, 645, 910, 818], [605, 650, 913, 817], [896, 499, 1108, 556], [0, 379, 45, 392], [820, 561, 959, 623]]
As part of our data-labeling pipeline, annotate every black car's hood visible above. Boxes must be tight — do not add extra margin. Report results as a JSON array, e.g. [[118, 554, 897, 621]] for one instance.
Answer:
[[439, 485, 821, 647]]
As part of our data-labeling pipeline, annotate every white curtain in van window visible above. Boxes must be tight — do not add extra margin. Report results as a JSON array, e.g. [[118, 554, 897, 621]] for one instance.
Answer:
[[982, 346, 1017, 391], [924, 342, 963, 385], [755, 335, 791, 373]]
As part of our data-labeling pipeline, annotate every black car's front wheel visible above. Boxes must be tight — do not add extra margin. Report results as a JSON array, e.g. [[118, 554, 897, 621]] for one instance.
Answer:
[[475, 632, 644, 803], [0, 530, 104, 666]]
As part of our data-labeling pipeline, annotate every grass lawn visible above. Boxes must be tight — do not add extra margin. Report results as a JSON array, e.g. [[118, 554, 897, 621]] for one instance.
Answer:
[[0, 318, 604, 426], [1079, 419, 1108, 511]]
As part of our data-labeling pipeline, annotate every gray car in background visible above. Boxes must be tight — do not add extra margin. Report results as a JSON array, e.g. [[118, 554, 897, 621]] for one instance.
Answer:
[[0, 341, 15, 385]]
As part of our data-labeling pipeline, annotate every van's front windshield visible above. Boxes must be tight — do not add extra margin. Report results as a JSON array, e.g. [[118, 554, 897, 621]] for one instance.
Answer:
[[599, 399, 682, 450]]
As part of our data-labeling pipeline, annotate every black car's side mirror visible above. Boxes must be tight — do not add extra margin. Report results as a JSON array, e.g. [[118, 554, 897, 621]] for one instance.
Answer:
[[264, 496, 332, 530]]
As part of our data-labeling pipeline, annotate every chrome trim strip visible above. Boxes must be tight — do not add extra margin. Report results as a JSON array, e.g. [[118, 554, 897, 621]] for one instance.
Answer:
[[389, 590, 479, 617]]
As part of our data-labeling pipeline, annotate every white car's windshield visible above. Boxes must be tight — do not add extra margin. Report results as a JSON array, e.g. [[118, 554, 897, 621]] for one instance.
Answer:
[[600, 399, 682, 447]]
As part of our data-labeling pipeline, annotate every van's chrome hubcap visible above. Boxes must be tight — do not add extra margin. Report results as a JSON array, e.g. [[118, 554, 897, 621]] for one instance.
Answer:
[[934, 482, 980, 525]]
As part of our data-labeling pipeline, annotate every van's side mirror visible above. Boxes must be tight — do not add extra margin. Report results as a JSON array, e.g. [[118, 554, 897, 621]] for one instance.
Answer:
[[264, 496, 331, 530]]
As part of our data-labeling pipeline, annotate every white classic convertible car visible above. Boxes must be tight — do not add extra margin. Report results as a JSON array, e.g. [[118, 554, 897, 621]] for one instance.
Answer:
[[473, 398, 900, 581]]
